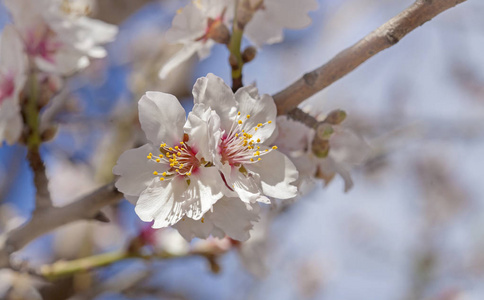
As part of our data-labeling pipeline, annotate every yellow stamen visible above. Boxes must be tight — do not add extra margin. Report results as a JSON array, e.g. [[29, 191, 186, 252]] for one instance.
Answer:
[[246, 114, 251, 119], [156, 158, 161, 162], [153, 171, 158, 175], [272, 146, 278, 150], [238, 120, 243, 124], [147, 156, 152, 159], [160, 177, 165, 181], [268, 121, 272, 124], [162, 172, 167, 176]]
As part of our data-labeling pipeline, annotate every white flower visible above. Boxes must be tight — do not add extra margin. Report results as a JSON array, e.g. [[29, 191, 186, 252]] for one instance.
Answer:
[[113, 91, 226, 229], [174, 197, 259, 241], [5, 0, 117, 75], [0, 25, 27, 146], [159, 0, 233, 79], [275, 116, 371, 193], [193, 73, 298, 203], [244, 0, 318, 47]]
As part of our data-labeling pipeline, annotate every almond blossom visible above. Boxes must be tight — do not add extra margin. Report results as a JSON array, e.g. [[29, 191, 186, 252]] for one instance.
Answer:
[[193, 74, 298, 203], [275, 116, 371, 193], [159, 0, 233, 79], [243, 0, 318, 47], [174, 197, 259, 241], [0, 26, 27, 146], [4, 0, 117, 75], [113, 92, 225, 229]]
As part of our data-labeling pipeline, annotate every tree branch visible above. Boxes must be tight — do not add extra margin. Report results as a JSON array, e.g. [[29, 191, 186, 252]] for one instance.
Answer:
[[273, 0, 468, 115], [0, 182, 122, 268]]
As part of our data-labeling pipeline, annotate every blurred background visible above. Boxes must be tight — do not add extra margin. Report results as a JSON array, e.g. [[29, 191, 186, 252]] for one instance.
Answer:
[[1, 0, 484, 299]]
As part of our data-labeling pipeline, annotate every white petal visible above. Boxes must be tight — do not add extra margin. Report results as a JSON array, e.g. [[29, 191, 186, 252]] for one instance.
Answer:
[[330, 127, 371, 166], [124, 195, 139, 204], [138, 92, 186, 146], [181, 167, 224, 220], [245, 148, 298, 199], [113, 144, 169, 196], [211, 198, 260, 241], [318, 157, 354, 193], [194, 167, 226, 203], [274, 116, 313, 152], [185, 103, 221, 162], [0, 25, 27, 78], [35, 48, 90, 75], [222, 164, 268, 204], [0, 99, 22, 145], [135, 177, 187, 228], [159, 43, 200, 79], [192, 73, 237, 131], [235, 87, 277, 143], [244, 0, 317, 47], [165, 2, 206, 43], [173, 217, 219, 241]]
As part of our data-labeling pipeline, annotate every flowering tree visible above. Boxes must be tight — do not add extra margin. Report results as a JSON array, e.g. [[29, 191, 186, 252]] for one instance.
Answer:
[[0, 0, 472, 298]]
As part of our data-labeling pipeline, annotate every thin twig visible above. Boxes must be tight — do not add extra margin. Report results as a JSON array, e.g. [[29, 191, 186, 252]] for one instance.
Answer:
[[273, 0, 468, 115], [0, 182, 122, 268]]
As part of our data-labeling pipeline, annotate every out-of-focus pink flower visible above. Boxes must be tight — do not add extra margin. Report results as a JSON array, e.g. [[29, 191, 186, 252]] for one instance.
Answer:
[[0, 26, 27, 146], [5, 0, 118, 75]]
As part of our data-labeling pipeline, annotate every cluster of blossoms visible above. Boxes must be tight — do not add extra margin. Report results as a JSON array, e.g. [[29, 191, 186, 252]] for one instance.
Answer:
[[113, 74, 298, 241], [0, 0, 117, 145], [159, 0, 318, 78], [275, 113, 371, 193]]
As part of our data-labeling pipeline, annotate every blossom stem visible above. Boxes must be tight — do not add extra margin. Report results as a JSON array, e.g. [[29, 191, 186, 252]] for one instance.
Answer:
[[37, 247, 227, 280], [25, 71, 52, 210], [228, 0, 244, 91], [26, 71, 41, 149]]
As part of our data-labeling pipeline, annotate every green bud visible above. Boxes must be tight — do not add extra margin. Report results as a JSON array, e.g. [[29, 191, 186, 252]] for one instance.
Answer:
[[324, 110, 347, 125]]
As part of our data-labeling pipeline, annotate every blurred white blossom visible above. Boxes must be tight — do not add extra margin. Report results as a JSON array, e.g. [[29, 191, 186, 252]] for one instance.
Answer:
[[275, 116, 371, 193], [159, 0, 233, 79], [0, 25, 27, 146], [244, 0, 318, 47], [5, 0, 118, 75]]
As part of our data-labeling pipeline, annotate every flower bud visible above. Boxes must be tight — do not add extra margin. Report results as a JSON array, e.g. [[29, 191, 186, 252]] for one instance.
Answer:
[[312, 138, 330, 158], [41, 126, 58, 142], [229, 53, 238, 68], [315, 123, 334, 140], [206, 19, 231, 44], [324, 109, 347, 125], [242, 46, 257, 63]]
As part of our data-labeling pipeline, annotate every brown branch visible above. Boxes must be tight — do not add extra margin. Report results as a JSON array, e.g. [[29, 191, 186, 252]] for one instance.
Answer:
[[0, 182, 122, 268], [27, 148, 52, 210], [273, 0, 468, 115]]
